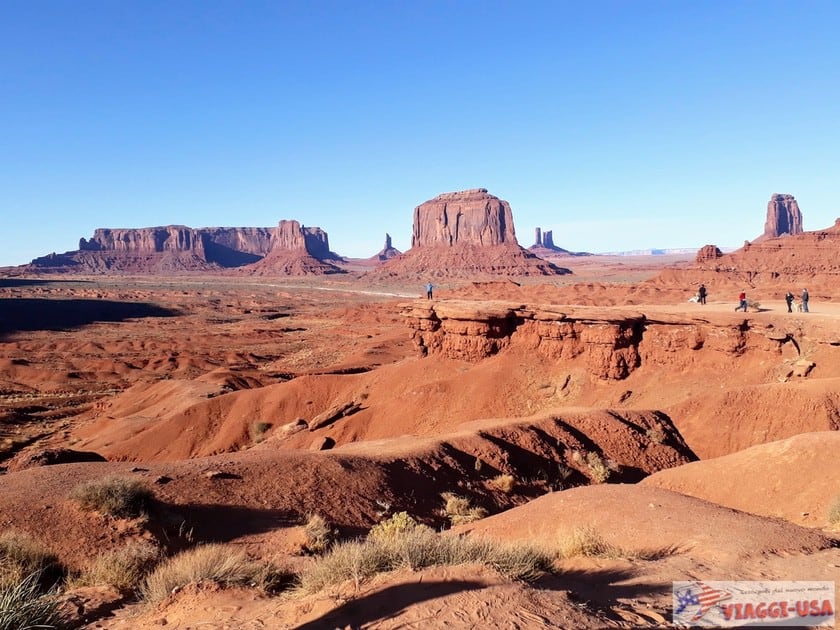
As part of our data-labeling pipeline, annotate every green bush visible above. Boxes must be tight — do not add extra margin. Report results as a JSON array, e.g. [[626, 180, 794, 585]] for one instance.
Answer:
[[71, 476, 154, 518]]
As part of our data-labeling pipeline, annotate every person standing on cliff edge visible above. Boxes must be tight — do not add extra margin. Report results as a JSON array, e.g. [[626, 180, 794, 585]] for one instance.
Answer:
[[802, 288, 809, 312], [426, 282, 434, 299], [698, 284, 707, 305]]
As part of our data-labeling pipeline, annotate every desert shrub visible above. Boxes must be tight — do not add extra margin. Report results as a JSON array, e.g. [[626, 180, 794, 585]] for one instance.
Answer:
[[71, 476, 154, 518], [303, 513, 335, 555], [557, 526, 619, 559], [296, 527, 552, 594], [0, 531, 63, 590], [368, 512, 422, 542], [249, 421, 272, 443], [585, 452, 611, 484], [141, 543, 266, 603], [441, 493, 488, 526], [645, 423, 666, 444], [0, 572, 65, 630], [72, 541, 161, 595], [828, 496, 840, 527], [489, 474, 516, 493]]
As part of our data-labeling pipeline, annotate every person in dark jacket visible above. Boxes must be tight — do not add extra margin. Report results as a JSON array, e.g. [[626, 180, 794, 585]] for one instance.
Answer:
[[785, 291, 794, 312], [698, 284, 707, 305]]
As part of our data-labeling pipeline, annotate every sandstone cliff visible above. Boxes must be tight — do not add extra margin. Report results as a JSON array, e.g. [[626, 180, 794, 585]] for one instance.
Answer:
[[760, 193, 803, 240], [371, 190, 570, 278], [245, 220, 344, 275], [29, 220, 342, 275], [372, 233, 401, 261], [411, 189, 516, 247]]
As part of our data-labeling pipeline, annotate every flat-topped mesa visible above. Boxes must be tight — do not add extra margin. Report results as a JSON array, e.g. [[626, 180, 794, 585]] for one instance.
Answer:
[[411, 188, 517, 248], [80, 226, 206, 255], [695, 244, 723, 263], [246, 219, 344, 275], [761, 193, 803, 240], [269, 220, 333, 259]]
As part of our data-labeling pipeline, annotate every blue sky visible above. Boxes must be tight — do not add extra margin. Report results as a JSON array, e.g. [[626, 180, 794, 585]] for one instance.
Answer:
[[2, 0, 838, 264]]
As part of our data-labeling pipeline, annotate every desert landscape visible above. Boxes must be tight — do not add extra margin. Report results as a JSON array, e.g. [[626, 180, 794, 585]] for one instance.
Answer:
[[0, 189, 838, 628]]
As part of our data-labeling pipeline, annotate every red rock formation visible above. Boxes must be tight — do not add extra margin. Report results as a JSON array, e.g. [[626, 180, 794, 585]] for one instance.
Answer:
[[245, 220, 344, 276], [695, 244, 722, 263], [28, 221, 341, 275], [372, 233, 401, 261], [371, 190, 570, 278], [411, 189, 516, 247], [760, 193, 803, 240]]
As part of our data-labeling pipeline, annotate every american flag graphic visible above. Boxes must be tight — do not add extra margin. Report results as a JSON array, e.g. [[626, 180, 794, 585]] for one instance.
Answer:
[[675, 581, 732, 621]]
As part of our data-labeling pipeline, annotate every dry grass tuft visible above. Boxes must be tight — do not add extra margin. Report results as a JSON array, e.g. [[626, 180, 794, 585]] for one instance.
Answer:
[[249, 421, 272, 443], [303, 513, 335, 555], [557, 526, 621, 559], [828, 495, 840, 528], [441, 492, 488, 526], [296, 526, 552, 594], [71, 476, 154, 518], [0, 572, 65, 630], [584, 452, 612, 484], [489, 473, 516, 493], [71, 541, 161, 595], [141, 544, 267, 603], [0, 531, 64, 590]]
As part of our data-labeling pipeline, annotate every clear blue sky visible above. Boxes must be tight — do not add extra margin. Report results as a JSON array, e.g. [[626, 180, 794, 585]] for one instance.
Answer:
[[2, 0, 839, 264]]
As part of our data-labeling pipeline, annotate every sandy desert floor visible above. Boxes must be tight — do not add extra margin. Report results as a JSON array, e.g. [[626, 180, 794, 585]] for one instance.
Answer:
[[0, 256, 838, 629]]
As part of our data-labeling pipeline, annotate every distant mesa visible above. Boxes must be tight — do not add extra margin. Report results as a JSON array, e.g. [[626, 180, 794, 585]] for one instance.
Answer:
[[529, 227, 591, 257], [372, 189, 571, 278], [246, 220, 344, 275], [372, 233, 401, 262], [695, 244, 723, 263], [758, 193, 803, 241], [28, 221, 344, 275], [652, 192, 840, 290]]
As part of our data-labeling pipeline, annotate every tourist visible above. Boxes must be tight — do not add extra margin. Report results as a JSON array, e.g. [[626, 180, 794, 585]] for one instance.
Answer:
[[698, 284, 707, 305], [785, 291, 794, 313], [802, 288, 809, 312], [426, 282, 434, 299], [735, 290, 748, 312]]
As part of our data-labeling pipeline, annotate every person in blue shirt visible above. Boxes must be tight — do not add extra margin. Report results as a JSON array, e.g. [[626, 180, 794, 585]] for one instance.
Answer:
[[426, 282, 434, 299]]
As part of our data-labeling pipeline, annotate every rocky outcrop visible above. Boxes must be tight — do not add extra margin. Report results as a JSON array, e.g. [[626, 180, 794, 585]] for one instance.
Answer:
[[32, 225, 275, 273], [373, 233, 401, 261], [370, 190, 571, 278], [761, 193, 803, 240], [245, 220, 344, 276], [268, 220, 336, 261], [695, 244, 723, 263], [528, 226, 589, 257], [28, 220, 343, 275], [403, 301, 644, 379], [402, 300, 839, 381], [411, 189, 516, 248]]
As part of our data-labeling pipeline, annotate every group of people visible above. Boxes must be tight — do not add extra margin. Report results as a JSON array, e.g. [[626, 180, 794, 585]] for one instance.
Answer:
[[693, 284, 811, 313], [785, 288, 809, 313], [734, 288, 809, 312]]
